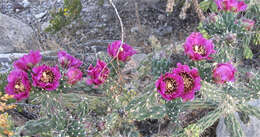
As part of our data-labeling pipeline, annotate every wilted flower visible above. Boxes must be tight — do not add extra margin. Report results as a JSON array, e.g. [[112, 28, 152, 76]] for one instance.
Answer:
[[65, 68, 83, 85], [172, 63, 201, 101], [213, 62, 236, 84], [155, 72, 184, 101], [184, 32, 216, 61], [0, 113, 14, 136], [13, 50, 42, 71], [32, 65, 61, 91], [58, 51, 83, 68], [241, 19, 255, 31], [107, 40, 137, 62], [5, 70, 31, 101], [207, 13, 219, 23], [245, 72, 254, 82], [86, 59, 109, 86], [214, 0, 247, 12], [0, 93, 16, 111], [213, 35, 221, 44], [97, 121, 106, 131]]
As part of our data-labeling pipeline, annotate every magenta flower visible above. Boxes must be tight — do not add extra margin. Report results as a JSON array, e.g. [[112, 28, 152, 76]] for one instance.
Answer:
[[235, 0, 247, 12], [13, 50, 42, 71], [172, 63, 201, 102], [5, 69, 31, 101], [65, 68, 83, 85], [32, 65, 61, 91], [58, 51, 83, 68], [155, 72, 184, 101], [184, 32, 216, 61], [107, 40, 137, 62], [241, 19, 255, 31], [86, 59, 109, 86], [213, 62, 236, 84], [214, 0, 247, 12]]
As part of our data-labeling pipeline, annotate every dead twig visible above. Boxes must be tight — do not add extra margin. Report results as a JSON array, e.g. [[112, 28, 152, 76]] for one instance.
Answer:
[[166, 0, 175, 13], [179, 0, 191, 20], [133, 0, 143, 33], [192, 0, 206, 22], [179, 0, 205, 21], [109, 0, 124, 45]]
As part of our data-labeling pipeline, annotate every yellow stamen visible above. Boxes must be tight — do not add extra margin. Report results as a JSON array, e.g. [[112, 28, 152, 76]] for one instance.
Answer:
[[14, 80, 25, 93], [164, 78, 177, 94], [181, 73, 194, 93], [41, 71, 54, 83], [193, 45, 206, 56]]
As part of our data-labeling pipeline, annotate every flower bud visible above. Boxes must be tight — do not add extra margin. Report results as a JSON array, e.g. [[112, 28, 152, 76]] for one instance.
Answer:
[[241, 18, 255, 31], [213, 62, 236, 84], [225, 33, 237, 43]]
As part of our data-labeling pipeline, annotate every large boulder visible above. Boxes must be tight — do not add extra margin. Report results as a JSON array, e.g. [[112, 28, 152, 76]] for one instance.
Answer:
[[0, 13, 40, 53], [216, 99, 260, 137]]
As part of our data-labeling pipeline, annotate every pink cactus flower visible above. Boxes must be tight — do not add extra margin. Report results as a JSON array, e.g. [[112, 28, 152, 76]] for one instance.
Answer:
[[58, 51, 83, 68], [235, 1, 247, 12], [5, 69, 31, 101], [13, 50, 42, 71], [155, 72, 184, 101], [213, 62, 236, 84], [107, 40, 137, 62], [184, 32, 216, 61], [241, 19, 255, 31], [214, 0, 223, 9], [65, 67, 83, 85], [32, 65, 61, 91], [214, 0, 247, 12], [223, 0, 239, 11], [172, 63, 201, 102], [86, 59, 109, 86]]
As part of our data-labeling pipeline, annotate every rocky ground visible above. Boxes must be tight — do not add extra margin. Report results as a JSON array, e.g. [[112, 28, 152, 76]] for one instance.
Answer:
[[0, 0, 199, 72]]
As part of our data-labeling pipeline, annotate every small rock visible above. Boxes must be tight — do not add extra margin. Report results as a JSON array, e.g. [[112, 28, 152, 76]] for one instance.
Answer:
[[82, 5, 97, 13], [0, 13, 40, 53], [76, 30, 82, 36], [101, 14, 110, 22], [12, 2, 24, 12], [156, 26, 172, 36], [158, 14, 166, 21], [82, 8, 88, 12], [22, 0, 30, 8], [34, 11, 47, 19], [95, 23, 106, 28], [91, 46, 106, 53], [131, 26, 139, 33], [15, 9, 21, 12]]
